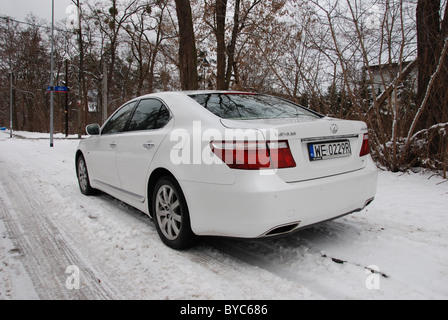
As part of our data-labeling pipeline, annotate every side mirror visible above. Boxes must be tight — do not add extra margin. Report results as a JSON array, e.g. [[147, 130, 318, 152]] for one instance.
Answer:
[[86, 123, 100, 135]]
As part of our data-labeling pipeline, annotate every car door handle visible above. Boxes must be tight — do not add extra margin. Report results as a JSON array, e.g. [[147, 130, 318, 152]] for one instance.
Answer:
[[143, 142, 156, 149], [109, 142, 117, 148]]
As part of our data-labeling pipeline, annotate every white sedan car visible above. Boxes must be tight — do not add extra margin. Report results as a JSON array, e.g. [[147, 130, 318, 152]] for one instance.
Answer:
[[76, 91, 377, 249]]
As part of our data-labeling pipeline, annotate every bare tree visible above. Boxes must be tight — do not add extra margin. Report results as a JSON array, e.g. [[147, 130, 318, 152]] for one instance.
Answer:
[[88, 0, 147, 114], [416, 0, 448, 129], [204, 0, 269, 90], [174, 0, 199, 90]]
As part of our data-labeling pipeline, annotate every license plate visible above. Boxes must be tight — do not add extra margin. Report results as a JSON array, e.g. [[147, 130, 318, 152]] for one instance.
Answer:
[[308, 140, 351, 161]]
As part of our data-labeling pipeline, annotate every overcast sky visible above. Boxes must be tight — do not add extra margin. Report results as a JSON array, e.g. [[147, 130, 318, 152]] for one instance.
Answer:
[[1, 0, 74, 22]]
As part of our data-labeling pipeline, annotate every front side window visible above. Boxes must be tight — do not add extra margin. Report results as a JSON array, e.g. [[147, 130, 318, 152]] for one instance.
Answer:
[[128, 99, 171, 131], [101, 101, 137, 134], [189, 93, 321, 120]]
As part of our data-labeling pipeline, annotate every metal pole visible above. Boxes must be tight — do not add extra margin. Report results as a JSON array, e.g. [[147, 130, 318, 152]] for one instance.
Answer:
[[76, 0, 82, 138], [50, 0, 54, 147], [9, 70, 12, 138], [65, 59, 69, 137]]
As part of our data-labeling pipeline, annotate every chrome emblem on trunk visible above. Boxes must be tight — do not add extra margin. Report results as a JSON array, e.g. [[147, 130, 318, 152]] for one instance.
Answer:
[[330, 124, 338, 134]]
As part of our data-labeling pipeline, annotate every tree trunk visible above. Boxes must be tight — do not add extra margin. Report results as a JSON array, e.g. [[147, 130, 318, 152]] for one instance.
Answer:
[[416, 0, 448, 129], [76, 0, 88, 133], [215, 0, 227, 90], [174, 0, 199, 90], [225, 0, 241, 90]]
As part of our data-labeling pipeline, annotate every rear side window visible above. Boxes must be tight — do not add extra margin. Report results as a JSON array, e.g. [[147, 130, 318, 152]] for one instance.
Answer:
[[128, 99, 171, 131], [189, 93, 320, 120]]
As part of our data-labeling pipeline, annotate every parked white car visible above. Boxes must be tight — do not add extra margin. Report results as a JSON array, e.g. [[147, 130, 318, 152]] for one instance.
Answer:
[[76, 91, 377, 249]]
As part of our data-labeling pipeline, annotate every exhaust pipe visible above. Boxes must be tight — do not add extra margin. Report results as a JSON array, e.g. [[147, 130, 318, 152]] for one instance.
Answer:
[[262, 221, 301, 237], [364, 197, 375, 208]]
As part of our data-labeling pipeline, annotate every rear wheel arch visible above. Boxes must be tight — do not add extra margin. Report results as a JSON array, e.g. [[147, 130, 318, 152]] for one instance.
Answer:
[[147, 168, 177, 218], [148, 168, 196, 249]]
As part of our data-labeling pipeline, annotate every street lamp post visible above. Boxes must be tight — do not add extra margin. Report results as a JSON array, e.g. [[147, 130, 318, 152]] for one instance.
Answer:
[[9, 69, 13, 138], [50, 0, 55, 147]]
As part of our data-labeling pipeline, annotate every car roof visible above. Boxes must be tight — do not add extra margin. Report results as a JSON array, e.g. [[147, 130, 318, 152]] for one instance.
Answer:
[[135, 90, 256, 100], [179, 90, 255, 95]]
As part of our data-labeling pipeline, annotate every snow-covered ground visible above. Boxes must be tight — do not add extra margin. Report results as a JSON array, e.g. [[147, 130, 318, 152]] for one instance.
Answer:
[[0, 130, 447, 300]]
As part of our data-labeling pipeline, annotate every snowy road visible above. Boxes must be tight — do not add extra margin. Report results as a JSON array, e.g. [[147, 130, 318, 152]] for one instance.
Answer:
[[1, 131, 447, 300]]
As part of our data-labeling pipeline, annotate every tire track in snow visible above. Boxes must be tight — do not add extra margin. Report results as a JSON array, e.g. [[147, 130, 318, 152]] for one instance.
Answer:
[[184, 243, 318, 299], [73, 193, 318, 299], [206, 233, 388, 300], [0, 162, 120, 299]]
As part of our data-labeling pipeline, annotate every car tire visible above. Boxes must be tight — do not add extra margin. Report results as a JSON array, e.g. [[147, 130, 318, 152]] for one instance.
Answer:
[[76, 154, 97, 196], [152, 176, 196, 249]]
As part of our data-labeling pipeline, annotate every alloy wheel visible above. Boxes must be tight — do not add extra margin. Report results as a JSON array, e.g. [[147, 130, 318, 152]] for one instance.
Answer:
[[155, 184, 182, 240]]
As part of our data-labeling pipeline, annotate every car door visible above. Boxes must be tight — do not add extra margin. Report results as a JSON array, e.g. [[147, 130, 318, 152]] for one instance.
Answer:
[[87, 101, 137, 189], [115, 98, 173, 201]]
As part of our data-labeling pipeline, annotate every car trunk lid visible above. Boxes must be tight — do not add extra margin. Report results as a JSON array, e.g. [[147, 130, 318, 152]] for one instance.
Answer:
[[220, 117, 369, 182]]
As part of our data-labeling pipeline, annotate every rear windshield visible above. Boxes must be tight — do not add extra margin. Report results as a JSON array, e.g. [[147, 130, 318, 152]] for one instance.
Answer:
[[189, 93, 321, 120]]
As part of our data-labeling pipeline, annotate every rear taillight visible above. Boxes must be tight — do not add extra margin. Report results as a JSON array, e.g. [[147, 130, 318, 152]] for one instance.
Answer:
[[210, 141, 270, 170], [267, 141, 296, 168], [210, 140, 296, 170], [359, 133, 370, 157]]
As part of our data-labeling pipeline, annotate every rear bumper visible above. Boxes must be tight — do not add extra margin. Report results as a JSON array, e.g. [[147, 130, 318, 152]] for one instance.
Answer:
[[180, 157, 378, 238]]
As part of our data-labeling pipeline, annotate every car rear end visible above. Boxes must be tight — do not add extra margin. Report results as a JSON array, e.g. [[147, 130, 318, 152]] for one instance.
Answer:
[[182, 92, 377, 238]]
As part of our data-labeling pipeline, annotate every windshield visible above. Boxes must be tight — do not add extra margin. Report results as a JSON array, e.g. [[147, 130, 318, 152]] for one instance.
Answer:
[[189, 93, 321, 120]]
